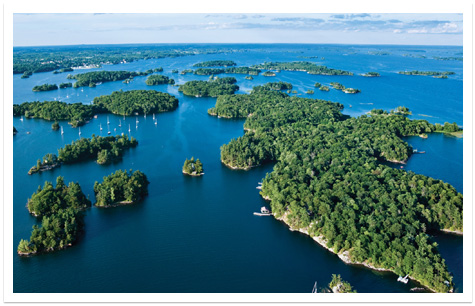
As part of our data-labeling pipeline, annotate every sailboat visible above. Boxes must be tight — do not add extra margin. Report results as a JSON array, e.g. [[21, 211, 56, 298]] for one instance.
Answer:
[[144, 113, 147, 119], [153, 113, 155, 120], [136, 117, 139, 124], [100, 123, 103, 131], [20, 116, 23, 121], [128, 124, 131, 133], [107, 126, 111, 135], [155, 119, 157, 125], [312, 282, 318, 293], [79, 127, 81, 136], [61, 126, 64, 135], [119, 120, 122, 127], [107, 116, 110, 125], [123, 115, 125, 120]]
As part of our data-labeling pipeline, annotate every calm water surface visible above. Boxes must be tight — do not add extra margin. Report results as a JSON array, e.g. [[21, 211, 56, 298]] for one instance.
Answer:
[[13, 44, 463, 293]]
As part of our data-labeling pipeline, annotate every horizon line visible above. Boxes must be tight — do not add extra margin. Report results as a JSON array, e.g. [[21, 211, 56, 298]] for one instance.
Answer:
[[13, 42, 464, 48]]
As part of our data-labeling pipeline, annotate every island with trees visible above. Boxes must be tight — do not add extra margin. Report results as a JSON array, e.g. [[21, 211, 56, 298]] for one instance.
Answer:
[[245, 76, 254, 80], [329, 274, 356, 293], [21, 71, 32, 79], [29, 135, 138, 173], [52, 121, 59, 130], [93, 90, 179, 115], [194, 68, 225, 75], [17, 176, 90, 255], [251, 61, 353, 76], [178, 77, 239, 97], [320, 86, 330, 91], [59, 82, 73, 88], [13, 101, 100, 127], [68, 70, 150, 88], [182, 157, 204, 176], [94, 170, 149, 207], [193, 60, 237, 67], [330, 82, 361, 94], [145, 75, 175, 85], [32, 83, 58, 92], [362, 72, 380, 77], [210, 86, 462, 292], [398, 71, 455, 76], [262, 71, 277, 77], [192, 67, 261, 76]]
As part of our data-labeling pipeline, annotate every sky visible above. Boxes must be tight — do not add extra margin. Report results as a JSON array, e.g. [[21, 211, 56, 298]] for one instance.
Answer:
[[13, 13, 463, 46]]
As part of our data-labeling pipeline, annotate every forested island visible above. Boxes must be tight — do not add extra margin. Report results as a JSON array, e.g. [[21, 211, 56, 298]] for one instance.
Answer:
[[398, 71, 455, 76], [251, 61, 353, 75], [145, 75, 175, 85], [13, 45, 233, 75], [93, 90, 179, 115], [329, 274, 356, 293], [94, 170, 149, 207], [17, 177, 90, 255], [68, 70, 150, 87], [182, 157, 204, 176], [32, 83, 58, 92], [59, 82, 73, 88], [193, 60, 236, 67], [253, 82, 292, 92], [178, 77, 239, 97], [262, 71, 276, 77], [330, 82, 361, 94], [320, 86, 330, 91], [210, 86, 462, 292], [13, 101, 100, 127], [362, 72, 380, 77], [29, 135, 138, 173]]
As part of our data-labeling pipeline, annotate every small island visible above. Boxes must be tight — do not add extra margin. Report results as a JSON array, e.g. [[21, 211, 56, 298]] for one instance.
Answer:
[[329, 274, 356, 293], [29, 135, 138, 173], [13, 126, 17, 135], [314, 82, 321, 88], [180, 69, 193, 75], [251, 61, 353, 75], [178, 77, 239, 97], [330, 82, 361, 94], [21, 71, 32, 79], [94, 170, 149, 207], [32, 83, 58, 92], [262, 71, 276, 77], [93, 90, 179, 115], [320, 85, 330, 91], [145, 75, 175, 85], [253, 82, 293, 92], [51, 121, 60, 130], [59, 82, 73, 88], [193, 60, 237, 67], [398, 70, 455, 76], [18, 176, 91, 256], [362, 72, 380, 77], [154, 67, 164, 72], [182, 157, 204, 176], [245, 76, 254, 80], [306, 90, 314, 94], [68, 70, 150, 88]]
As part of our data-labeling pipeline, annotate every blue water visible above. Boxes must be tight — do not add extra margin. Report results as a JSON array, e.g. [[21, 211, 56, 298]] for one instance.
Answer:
[[13, 44, 463, 293]]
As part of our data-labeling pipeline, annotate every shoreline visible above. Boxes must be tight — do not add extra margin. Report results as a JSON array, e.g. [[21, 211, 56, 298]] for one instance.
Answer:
[[440, 228, 463, 235], [264, 195, 447, 293], [221, 159, 259, 171], [182, 170, 204, 176]]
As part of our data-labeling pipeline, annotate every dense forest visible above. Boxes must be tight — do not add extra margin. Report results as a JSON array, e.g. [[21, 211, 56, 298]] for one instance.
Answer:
[[193, 60, 237, 67], [56, 134, 138, 165], [211, 86, 462, 292], [145, 75, 175, 85], [94, 170, 149, 207], [178, 77, 239, 97], [93, 90, 179, 115], [32, 83, 58, 92], [13, 101, 100, 127], [18, 177, 90, 255], [68, 70, 150, 87], [59, 82, 73, 88], [182, 157, 204, 176], [251, 62, 353, 75]]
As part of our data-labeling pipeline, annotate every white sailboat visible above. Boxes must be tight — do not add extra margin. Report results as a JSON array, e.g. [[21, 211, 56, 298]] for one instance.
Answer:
[[79, 127, 81, 136], [155, 119, 157, 125], [20, 116, 23, 121], [144, 113, 147, 119], [136, 117, 139, 124], [153, 113, 155, 120], [107, 125, 111, 135], [128, 124, 131, 133], [61, 126, 64, 135], [100, 123, 103, 131], [107, 116, 110, 125], [119, 120, 122, 127]]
